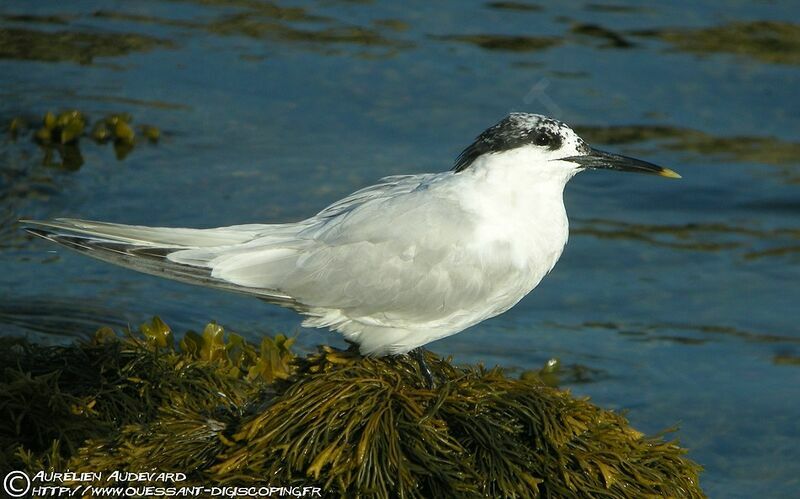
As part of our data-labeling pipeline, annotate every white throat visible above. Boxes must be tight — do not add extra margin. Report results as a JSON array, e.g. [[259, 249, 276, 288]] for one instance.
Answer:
[[454, 148, 576, 271]]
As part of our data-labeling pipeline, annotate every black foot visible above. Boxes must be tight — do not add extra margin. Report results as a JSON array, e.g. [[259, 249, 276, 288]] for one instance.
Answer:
[[411, 347, 436, 388], [343, 339, 361, 353]]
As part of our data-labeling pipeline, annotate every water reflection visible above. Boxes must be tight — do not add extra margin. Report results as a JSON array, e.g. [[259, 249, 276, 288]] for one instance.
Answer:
[[519, 358, 608, 386], [0, 296, 131, 340]]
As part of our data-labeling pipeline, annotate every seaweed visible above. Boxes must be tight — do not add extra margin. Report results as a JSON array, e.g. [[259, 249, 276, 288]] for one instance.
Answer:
[[0, 27, 173, 64], [485, 2, 543, 12], [0, 318, 704, 497], [631, 21, 800, 65], [92, 2, 411, 53], [433, 34, 561, 52], [570, 23, 635, 48], [6, 110, 161, 170]]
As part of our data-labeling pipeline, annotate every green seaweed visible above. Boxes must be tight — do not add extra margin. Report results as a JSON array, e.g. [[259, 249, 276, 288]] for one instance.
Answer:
[[433, 34, 561, 52], [632, 21, 800, 65], [520, 358, 606, 386], [773, 354, 800, 366], [207, 13, 407, 48], [571, 23, 635, 48], [92, 2, 410, 53], [583, 4, 645, 13], [1, 319, 704, 497], [0, 14, 73, 25], [6, 110, 161, 170], [166, 0, 327, 22], [485, 2, 543, 12], [0, 27, 173, 64]]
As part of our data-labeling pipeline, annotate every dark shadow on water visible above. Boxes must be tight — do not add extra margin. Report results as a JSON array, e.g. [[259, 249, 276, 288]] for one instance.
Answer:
[[0, 13, 74, 25], [0, 296, 132, 340], [583, 3, 648, 14], [579, 320, 800, 345], [484, 2, 544, 13], [570, 23, 636, 48], [431, 33, 561, 52]]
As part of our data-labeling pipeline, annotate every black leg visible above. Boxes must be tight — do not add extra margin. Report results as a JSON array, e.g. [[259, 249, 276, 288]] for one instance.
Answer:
[[411, 347, 435, 388]]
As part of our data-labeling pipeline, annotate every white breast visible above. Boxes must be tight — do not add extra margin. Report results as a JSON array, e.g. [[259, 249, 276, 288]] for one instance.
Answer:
[[306, 149, 577, 355]]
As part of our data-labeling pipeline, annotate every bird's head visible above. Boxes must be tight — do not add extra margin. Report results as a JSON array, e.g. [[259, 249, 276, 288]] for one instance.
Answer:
[[453, 113, 680, 181]]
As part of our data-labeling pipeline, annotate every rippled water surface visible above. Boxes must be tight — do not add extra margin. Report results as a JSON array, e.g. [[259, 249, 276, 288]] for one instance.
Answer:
[[2, 1, 799, 496]]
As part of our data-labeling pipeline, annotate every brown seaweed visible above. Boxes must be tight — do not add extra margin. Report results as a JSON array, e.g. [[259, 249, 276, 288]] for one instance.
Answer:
[[1, 319, 704, 498]]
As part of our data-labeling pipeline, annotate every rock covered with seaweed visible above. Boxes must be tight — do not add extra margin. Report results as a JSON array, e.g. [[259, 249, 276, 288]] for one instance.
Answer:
[[0, 319, 704, 498]]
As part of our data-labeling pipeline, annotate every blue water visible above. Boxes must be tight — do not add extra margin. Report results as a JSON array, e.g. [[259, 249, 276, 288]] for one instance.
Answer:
[[2, 1, 799, 496]]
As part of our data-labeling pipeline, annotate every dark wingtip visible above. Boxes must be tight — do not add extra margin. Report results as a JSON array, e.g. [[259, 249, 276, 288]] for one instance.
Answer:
[[23, 227, 57, 242]]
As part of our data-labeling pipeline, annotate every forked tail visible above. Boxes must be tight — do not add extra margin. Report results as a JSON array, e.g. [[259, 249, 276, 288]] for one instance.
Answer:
[[22, 218, 298, 306]]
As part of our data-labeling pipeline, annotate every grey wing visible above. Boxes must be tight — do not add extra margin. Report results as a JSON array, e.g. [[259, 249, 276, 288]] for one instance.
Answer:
[[207, 173, 503, 326], [164, 173, 448, 298], [314, 174, 439, 220]]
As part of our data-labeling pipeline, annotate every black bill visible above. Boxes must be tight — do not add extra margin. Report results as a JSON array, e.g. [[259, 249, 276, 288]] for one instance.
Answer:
[[560, 148, 681, 178]]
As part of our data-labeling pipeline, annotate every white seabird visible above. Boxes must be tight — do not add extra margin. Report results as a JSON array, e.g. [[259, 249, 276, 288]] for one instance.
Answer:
[[23, 113, 680, 381]]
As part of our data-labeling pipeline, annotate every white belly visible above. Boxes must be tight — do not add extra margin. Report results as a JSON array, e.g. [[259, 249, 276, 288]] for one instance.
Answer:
[[303, 195, 570, 356]]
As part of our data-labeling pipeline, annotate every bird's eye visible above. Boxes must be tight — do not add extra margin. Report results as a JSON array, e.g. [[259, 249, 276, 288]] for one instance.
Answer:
[[535, 134, 550, 146]]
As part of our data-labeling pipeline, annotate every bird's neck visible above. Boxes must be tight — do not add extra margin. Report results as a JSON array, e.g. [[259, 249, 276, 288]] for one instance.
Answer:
[[459, 151, 574, 211], [455, 153, 573, 270]]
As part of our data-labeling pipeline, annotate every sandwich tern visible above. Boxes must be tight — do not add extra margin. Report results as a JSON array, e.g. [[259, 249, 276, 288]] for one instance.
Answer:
[[23, 113, 679, 383]]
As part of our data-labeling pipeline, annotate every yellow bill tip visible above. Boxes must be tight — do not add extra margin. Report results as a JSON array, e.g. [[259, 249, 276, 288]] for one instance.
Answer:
[[658, 167, 682, 179]]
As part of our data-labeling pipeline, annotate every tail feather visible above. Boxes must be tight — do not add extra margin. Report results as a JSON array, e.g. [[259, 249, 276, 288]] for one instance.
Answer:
[[21, 218, 266, 247], [22, 219, 300, 307]]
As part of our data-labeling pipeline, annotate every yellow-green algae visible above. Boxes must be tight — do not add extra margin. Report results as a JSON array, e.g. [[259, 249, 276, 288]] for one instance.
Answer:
[[0, 27, 173, 64], [1, 318, 704, 498], [632, 21, 800, 66], [7, 110, 161, 169], [773, 354, 800, 366], [92, 2, 411, 53]]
